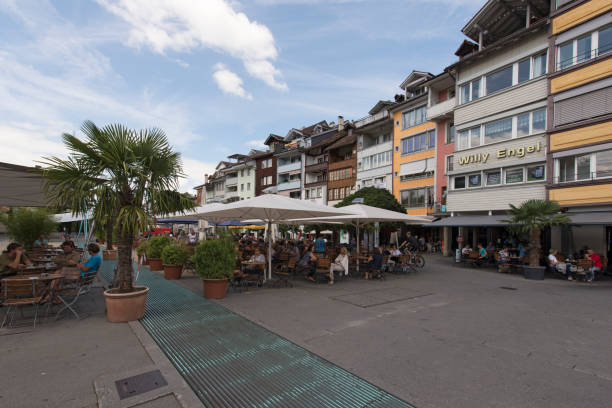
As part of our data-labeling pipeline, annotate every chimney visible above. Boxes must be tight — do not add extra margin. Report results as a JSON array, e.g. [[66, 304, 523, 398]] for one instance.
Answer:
[[337, 115, 344, 131], [204, 174, 208, 184]]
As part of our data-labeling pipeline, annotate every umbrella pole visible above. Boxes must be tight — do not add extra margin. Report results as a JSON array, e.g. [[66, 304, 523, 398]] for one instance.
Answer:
[[356, 221, 360, 274], [267, 221, 272, 282]]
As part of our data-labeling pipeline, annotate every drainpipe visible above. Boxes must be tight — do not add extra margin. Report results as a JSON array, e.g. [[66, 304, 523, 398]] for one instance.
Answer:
[[526, 4, 531, 28]]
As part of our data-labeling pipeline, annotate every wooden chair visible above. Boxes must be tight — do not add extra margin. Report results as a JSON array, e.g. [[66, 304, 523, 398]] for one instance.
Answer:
[[1, 277, 42, 329], [55, 268, 98, 320], [315, 257, 331, 283]]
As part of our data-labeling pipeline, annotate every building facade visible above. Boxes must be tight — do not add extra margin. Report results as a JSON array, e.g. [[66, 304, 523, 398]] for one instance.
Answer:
[[355, 101, 394, 193], [547, 0, 612, 256], [326, 128, 357, 206], [391, 71, 437, 216]]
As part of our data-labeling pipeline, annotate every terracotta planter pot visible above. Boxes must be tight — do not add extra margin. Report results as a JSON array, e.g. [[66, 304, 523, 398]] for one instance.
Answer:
[[163, 264, 183, 280], [103, 250, 118, 260], [202, 278, 228, 299], [148, 258, 163, 271], [104, 286, 149, 323]]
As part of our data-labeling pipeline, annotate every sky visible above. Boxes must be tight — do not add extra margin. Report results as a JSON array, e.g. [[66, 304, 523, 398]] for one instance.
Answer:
[[0, 0, 484, 192]]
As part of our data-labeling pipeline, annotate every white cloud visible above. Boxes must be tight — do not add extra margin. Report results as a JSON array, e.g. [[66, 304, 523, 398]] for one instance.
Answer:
[[180, 157, 217, 192], [97, 0, 288, 91], [212, 63, 253, 100], [247, 139, 266, 149]]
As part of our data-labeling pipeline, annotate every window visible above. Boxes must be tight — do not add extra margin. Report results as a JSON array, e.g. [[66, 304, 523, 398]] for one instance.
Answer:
[[468, 174, 481, 187], [532, 109, 546, 133], [460, 78, 481, 104], [460, 83, 470, 104], [401, 129, 435, 154], [472, 78, 481, 101], [458, 130, 469, 150], [600, 26, 612, 56], [240, 184, 244, 191], [533, 52, 547, 78], [527, 165, 545, 181], [400, 187, 428, 208], [241, 170, 244, 177], [446, 155, 454, 173], [505, 168, 524, 184], [518, 58, 530, 84], [517, 113, 530, 138], [383, 133, 391, 143], [577, 35, 592, 64], [446, 123, 455, 144], [486, 170, 501, 186], [559, 156, 575, 182], [470, 127, 481, 148], [577, 154, 591, 180], [454, 176, 466, 189], [317, 187, 322, 198], [247, 168, 251, 176], [339, 188, 345, 199], [484, 118, 512, 144], [558, 41, 573, 70], [247, 182, 251, 191], [329, 190, 333, 201], [402, 106, 427, 129], [486, 65, 513, 95], [596, 150, 612, 178]]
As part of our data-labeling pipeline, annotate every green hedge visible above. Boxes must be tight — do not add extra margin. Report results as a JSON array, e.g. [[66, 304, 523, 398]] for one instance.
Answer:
[[192, 234, 235, 280], [146, 235, 173, 259]]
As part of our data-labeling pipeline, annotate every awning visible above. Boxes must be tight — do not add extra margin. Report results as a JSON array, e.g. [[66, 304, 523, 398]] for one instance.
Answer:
[[157, 218, 198, 224], [567, 212, 612, 225], [425, 215, 511, 227], [399, 158, 434, 176], [0, 162, 49, 207]]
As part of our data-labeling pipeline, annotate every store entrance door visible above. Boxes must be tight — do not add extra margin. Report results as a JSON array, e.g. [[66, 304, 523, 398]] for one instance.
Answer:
[[607, 226, 612, 273]]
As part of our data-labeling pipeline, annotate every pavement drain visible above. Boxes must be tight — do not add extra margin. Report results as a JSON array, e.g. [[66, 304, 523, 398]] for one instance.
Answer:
[[499, 286, 518, 291], [115, 370, 168, 400]]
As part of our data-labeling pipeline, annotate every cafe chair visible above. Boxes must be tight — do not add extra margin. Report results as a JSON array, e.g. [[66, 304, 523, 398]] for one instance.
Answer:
[[1, 277, 42, 329], [55, 268, 98, 320]]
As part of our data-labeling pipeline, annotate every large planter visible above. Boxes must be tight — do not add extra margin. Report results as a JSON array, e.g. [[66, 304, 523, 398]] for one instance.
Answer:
[[148, 258, 163, 271], [524, 265, 546, 280], [163, 264, 183, 280], [104, 286, 149, 322], [103, 250, 118, 260], [202, 278, 228, 299]]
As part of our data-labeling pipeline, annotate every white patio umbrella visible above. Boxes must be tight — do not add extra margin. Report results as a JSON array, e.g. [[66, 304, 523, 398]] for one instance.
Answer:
[[179, 195, 353, 280], [287, 204, 432, 273]]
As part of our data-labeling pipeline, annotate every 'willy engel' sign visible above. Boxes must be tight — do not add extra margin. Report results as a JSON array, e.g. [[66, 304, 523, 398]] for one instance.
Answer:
[[458, 142, 542, 165]]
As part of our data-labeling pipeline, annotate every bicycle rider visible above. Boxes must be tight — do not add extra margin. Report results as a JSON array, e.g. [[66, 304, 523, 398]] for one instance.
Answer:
[[399, 231, 418, 254]]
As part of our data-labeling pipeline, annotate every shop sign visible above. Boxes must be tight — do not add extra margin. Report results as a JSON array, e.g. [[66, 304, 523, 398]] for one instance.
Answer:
[[458, 142, 542, 165]]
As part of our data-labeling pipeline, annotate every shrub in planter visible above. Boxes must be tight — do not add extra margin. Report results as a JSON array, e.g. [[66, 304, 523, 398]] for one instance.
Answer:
[[136, 241, 149, 264], [146, 235, 173, 270], [193, 234, 235, 299], [161, 244, 189, 280]]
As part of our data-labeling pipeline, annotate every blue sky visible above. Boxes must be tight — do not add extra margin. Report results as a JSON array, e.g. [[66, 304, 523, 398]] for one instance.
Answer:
[[0, 0, 483, 191]]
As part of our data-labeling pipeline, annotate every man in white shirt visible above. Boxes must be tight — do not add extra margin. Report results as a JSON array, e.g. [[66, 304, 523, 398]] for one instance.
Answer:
[[187, 228, 197, 245], [548, 249, 571, 280], [329, 247, 349, 285]]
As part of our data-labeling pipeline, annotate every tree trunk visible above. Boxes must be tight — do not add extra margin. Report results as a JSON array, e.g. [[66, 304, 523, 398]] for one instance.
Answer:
[[105, 218, 113, 250], [116, 231, 134, 292], [529, 227, 540, 267]]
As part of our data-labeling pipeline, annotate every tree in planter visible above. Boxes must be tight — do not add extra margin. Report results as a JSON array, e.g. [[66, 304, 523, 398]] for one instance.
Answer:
[[39, 121, 195, 292], [503, 199, 570, 267], [0, 208, 58, 249], [146, 235, 174, 259], [136, 240, 148, 259], [161, 243, 189, 266], [192, 233, 235, 280]]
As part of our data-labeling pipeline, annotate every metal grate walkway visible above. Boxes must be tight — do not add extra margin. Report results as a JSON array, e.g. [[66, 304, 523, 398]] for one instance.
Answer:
[[100, 262, 415, 407]]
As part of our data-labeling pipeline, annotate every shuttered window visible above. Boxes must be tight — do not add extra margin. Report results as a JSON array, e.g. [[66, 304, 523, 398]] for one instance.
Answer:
[[554, 86, 612, 127]]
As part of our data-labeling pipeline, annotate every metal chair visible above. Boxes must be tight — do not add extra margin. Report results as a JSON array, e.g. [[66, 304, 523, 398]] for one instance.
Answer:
[[55, 268, 98, 320]]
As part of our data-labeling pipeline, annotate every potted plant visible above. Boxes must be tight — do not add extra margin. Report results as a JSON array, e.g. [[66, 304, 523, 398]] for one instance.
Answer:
[[39, 120, 195, 322], [0, 208, 58, 250], [192, 233, 235, 299], [101, 219, 119, 260], [136, 240, 149, 265], [146, 235, 173, 271], [504, 199, 570, 280], [161, 243, 189, 280]]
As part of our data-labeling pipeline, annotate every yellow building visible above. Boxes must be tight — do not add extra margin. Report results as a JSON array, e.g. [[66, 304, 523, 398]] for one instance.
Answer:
[[547, 0, 612, 257], [390, 71, 437, 216]]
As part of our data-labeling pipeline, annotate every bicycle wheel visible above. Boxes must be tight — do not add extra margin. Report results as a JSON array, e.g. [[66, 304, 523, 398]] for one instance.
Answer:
[[414, 255, 425, 268]]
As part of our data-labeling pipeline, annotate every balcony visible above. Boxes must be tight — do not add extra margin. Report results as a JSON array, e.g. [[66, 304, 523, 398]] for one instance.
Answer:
[[277, 161, 301, 174], [304, 179, 326, 188], [277, 179, 301, 191], [224, 190, 238, 199], [225, 176, 238, 186], [354, 110, 390, 128], [426, 98, 456, 121], [305, 162, 327, 173], [329, 158, 355, 171]]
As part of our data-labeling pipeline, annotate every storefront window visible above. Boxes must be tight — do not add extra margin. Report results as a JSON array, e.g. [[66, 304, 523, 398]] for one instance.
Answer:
[[486, 65, 513, 95], [527, 165, 545, 181], [454, 176, 466, 189], [484, 118, 512, 144], [468, 174, 481, 187], [596, 150, 612, 178], [505, 168, 524, 184], [486, 170, 501, 185]]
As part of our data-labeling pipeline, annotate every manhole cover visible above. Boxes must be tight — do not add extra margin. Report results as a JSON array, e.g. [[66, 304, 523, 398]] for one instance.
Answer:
[[115, 370, 168, 400], [499, 286, 517, 291]]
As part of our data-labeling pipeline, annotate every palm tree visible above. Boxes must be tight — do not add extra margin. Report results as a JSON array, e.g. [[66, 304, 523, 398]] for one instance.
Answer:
[[503, 199, 570, 267], [39, 121, 195, 292]]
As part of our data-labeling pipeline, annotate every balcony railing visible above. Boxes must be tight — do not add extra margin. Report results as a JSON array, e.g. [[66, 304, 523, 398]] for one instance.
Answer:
[[426, 98, 456, 121], [277, 179, 301, 191], [225, 176, 238, 186], [556, 46, 611, 72], [277, 161, 301, 173], [224, 190, 238, 198], [552, 172, 612, 184], [354, 110, 390, 128], [305, 162, 327, 173]]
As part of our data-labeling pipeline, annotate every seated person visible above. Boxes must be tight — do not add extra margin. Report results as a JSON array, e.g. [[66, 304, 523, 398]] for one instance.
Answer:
[[0, 243, 31, 277], [476, 243, 488, 265], [299, 245, 317, 282], [77, 243, 102, 277], [55, 241, 81, 271], [329, 247, 349, 285], [245, 249, 266, 275], [498, 247, 510, 263], [366, 247, 384, 280], [33, 234, 49, 248], [548, 249, 571, 280], [585, 249, 601, 283], [288, 242, 300, 262], [461, 244, 472, 257], [389, 245, 402, 263]]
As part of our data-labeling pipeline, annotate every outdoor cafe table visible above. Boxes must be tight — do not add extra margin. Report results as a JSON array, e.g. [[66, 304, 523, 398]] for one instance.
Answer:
[[3, 273, 63, 300], [22, 263, 58, 273]]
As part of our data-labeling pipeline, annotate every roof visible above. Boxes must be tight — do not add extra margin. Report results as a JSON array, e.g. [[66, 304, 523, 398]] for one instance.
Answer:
[[399, 71, 434, 91], [264, 134, 284, 145], [227, 153, 248, 160], [462, 0, 549, 45], [389, 92, 428, 113], [567, 212, 612, 225], [305, 130, 343, 153], [0, 162, 49, 207], [454, 40, 479, 57], [368, 100, 394, 115], [422, 71, 455, 88], [325, 132, 356, 152]]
